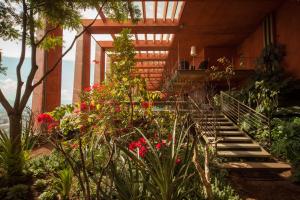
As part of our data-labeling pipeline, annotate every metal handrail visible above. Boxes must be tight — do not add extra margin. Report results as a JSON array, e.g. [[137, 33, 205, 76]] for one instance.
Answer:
[[220, 91, 270, 139]]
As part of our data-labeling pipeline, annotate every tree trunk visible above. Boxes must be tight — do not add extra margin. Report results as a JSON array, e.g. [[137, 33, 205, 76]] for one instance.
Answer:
[[8, 112, 23, 176]]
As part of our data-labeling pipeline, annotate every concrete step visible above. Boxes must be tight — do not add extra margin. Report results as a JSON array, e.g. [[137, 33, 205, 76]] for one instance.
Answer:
[[217, 150, 271, 158], [216, 126, 239, 130], [216, 131, 245, 136], [197, 121, 233, 126], [194, 117, 229, 122], [208, 136, 252, 142], [216, 143, 261, 150], [220, 162, 291, 170]]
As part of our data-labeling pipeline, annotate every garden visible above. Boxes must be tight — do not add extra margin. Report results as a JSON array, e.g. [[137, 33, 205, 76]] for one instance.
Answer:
[[0, 30, 240, 200]]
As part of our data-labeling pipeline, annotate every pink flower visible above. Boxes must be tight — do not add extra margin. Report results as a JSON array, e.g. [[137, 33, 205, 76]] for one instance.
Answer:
[[37, 113, 54, 124]]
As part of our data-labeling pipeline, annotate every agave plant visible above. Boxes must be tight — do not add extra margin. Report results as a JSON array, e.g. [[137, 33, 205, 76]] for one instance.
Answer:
[[117, 115, 199, 200], [54, 167, 73, 200]]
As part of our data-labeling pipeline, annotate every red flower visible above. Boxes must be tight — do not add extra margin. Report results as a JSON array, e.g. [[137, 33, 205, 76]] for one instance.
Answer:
[[139, 137, 146, 145], [156, 143, 162, 150], [129, 141, 137, 151], [84, 86, 91, 92], [141, 101, 152, 109], [71, 143, 79, 149], [37, 113, 54, 124], [115, 105, 121, 113], [128, 138, 148, 158], [139, 146, 147, 158], [47, 122, 58, 132], [80, 102, 88, 111], [176, 158, 181, 164]]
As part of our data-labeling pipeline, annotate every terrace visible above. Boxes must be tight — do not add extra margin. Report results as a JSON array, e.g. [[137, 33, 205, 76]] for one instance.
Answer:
[[1, 0, 300, 199]]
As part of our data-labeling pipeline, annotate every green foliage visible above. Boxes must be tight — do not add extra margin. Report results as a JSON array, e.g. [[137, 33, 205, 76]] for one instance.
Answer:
[[118, 116, 198, 200], [211, 178, 240, 200], [4, 184, 30, 200], [54, 168, 73, 200], [256, 44, 285, 76], [0, 131, 25, 177], [0, 1, 20, 40], [270, 117, 300, 181], [34, 179, 48, 192], [39, 36, 63, 51]]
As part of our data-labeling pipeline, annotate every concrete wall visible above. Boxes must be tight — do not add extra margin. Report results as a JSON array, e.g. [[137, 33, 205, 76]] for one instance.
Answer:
[[236, 24, 264, 69], [236, 0, 300, 78], [275, 1, 300, 79]]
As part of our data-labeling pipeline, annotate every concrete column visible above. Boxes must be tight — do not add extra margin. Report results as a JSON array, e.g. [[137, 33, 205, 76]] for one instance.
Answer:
[[32, 26, 63, 114], [94, 45, 101, 84], [100, 48, 106, 83], [105, 54, 111, 79], [72, 29, 91, 103]]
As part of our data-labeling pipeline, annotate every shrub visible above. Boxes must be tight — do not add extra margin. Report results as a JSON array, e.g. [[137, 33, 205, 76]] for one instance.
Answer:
[[5, 184, 30, 200]]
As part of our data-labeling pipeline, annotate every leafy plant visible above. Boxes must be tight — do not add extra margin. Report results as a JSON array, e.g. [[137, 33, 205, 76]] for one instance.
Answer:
[[5, 184, 30, 200], [54, 167, 73, 200], [118, 116, 197, 200], [0, 130, 24, 178]]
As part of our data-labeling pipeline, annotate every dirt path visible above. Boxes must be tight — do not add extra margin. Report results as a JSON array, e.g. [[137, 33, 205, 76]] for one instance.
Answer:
[[229, 170, 300, 200], [30, 143, 53, 158]]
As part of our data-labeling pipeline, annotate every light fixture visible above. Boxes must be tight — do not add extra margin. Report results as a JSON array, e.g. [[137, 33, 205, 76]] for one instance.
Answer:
[[190, 46, 197, 57], [190, 46, 197, 70]]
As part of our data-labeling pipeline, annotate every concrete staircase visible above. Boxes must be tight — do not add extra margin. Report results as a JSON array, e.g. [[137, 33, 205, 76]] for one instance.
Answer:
[[193, 113, 291, 171]]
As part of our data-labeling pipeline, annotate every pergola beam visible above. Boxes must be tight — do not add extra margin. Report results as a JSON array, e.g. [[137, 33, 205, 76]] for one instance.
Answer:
[[98, 40, 171, 51], [96, 7, 106, 23], [135, 53, 167, 61], [142, 0, 146, 23], [82, 19, 179, 34], [163, 1, 169, 21], [171, 1, 178, 22]]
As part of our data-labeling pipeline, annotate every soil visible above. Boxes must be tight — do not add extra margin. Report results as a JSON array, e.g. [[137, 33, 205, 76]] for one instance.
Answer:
[[228, 170, 300, 200], [30, 143, 54, 158]]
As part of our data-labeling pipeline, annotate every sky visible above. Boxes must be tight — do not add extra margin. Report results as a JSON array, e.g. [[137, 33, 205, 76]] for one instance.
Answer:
[[0, 2, 183, 113]]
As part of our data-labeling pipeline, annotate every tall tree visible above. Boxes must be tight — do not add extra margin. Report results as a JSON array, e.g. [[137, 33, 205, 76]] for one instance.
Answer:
[[0, 0, 140, 175]]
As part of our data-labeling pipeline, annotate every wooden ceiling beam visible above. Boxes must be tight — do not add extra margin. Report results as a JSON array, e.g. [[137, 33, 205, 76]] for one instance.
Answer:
[[82, 19, 179, 34], [135, 53, 168, 61], [142, 0, 146, 23], [163, 1, 169, 22], [154, 0, 158, 22], [171, 1, 178, 22], [98, 40, 171, 51], [96, 7, 106, 23]]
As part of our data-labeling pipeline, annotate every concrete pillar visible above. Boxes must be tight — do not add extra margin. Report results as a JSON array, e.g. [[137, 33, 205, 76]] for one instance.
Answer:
[[94, 45, 101, 84], [72, 29, 91, 103], [100, 48, 106, 83], [105, 54, 111, 79], [32, 26, 63, 114], [94, 45, 106, 84]]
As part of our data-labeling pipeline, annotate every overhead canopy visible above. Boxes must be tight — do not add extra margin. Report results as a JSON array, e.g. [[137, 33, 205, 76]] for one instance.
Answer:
[[82, 0, 283, 91]]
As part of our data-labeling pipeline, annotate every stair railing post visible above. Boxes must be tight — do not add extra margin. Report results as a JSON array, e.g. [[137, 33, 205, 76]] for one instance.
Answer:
[[220, 92, 224, 113], [237, 101, 240, 125]]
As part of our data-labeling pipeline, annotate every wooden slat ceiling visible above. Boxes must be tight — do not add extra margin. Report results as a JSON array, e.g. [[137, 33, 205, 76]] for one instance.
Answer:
[[83, 0, 283, 90]]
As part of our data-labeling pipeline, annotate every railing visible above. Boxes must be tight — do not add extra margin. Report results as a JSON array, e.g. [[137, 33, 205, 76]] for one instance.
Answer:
[[188, 97, 220, 140], [220, 91, 270, 139]]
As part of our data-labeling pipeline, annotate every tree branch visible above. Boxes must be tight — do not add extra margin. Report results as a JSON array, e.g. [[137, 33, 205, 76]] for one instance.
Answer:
[[14, 0, 27, 110], [35, 24, 60, 47], [0, 89, 13, 113]]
